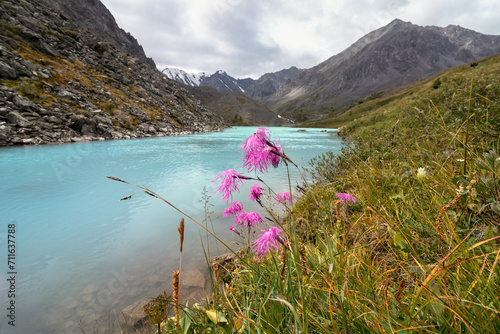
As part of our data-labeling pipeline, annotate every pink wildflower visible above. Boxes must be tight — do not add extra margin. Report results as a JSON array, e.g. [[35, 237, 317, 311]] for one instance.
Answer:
[[224, 201, 243, 217], [335, 192, 357, 204], [269, 144, 283, 168], [255, 127, 270, 141], [214, 169, 246, 203], [275, 192, 291, 205], [252, 226, 285, 258], [229, 226, 242, 237], [234, 211, 263, 229], [249, 184, 263, 201], [240, 127, 282, 173]]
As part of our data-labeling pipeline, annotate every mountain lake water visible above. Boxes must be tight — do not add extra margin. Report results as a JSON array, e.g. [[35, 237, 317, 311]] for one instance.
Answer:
[[0, 126, 342, 333]]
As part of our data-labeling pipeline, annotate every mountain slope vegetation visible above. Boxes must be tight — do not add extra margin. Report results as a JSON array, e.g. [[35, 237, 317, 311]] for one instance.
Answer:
[[189, 86, 286, 126], [303, 54, 500, 132], [141, 55, 500, 333]]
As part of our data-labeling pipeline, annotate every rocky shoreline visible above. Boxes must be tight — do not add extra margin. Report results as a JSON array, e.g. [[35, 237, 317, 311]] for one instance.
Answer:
[[0, 79, 227, 148], [0, 81, 227, 147], [0, 74, 227, 147]]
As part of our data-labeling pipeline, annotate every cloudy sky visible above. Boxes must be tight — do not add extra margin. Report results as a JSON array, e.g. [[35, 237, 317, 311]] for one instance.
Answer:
[[99, 0, 500, 79]]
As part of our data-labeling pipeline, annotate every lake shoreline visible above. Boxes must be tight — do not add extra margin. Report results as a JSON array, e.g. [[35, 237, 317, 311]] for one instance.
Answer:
[[1, 124, 338, 149], [0, 127, 342, 333], [0, 119, 230, 148]]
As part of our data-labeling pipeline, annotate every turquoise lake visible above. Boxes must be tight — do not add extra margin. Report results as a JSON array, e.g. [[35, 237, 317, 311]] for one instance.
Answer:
[[0, 126, 342, 333]]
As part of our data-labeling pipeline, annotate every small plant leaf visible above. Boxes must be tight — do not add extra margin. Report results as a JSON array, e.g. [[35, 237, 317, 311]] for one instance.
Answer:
[[181, 307, 192, 334], [206, 310, 228, 324], [393, 232, 411, 253], [491, 202, 500, 216]]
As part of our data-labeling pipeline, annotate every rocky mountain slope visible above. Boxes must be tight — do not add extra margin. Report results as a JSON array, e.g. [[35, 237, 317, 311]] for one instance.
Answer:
[[161, 68, 283, 124], [244, 66, 305, 102], [41, 0, 155, 67], [189, 86, 286, 126], [261, 19, 500, 118], [166, 19, 499, 124], [0, 0, 227, 146]]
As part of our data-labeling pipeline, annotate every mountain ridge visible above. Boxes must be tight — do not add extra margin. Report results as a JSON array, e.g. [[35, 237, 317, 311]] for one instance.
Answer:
[[162, 68, 254, 93], [164, 19, 500, 123], [40, 0, 155, 67], [265, 19, 500, 119], [162, 68, 284, 125]]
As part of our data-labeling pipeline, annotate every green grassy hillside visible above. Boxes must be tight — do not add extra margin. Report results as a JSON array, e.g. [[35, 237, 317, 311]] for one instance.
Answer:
[[302, 54, 500, 133], [132, 55, 500, 333]]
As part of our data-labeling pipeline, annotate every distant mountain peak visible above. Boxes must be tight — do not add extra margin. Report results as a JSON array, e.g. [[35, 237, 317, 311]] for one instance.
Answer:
[[162, 68, 253, 93], [162, 68, 207, 86], [388, 18, 406, 26], [246, 19, 500, 121]]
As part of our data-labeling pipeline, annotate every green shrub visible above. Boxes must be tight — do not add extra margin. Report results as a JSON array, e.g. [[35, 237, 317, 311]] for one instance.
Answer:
[[432, 77, 442, 89], [97, 100, 116, 114]]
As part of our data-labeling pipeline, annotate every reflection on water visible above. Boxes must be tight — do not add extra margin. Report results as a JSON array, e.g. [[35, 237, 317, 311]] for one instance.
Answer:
[[0, 127, 341, 333]]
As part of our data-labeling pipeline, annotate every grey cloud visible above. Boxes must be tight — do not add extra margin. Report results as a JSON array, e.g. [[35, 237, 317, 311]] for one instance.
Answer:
[[100, 0, 500, 79]]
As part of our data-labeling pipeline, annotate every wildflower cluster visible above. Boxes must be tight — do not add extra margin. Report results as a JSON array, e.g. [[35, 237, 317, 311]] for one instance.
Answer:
[[223, 201, 243, 217], [252, 226, 285, 258], [213, 127, 288, 258], [234, 211, 263, 230], [335, 192, 357, 204], [275, 192, 291, 205], [249, 184, 263, 201], [213, 169, 246, 203], [240, 127, 283, 173]]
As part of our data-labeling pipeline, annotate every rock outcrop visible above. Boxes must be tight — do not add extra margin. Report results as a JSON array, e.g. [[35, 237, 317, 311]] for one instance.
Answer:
[[0, 0, 227, 146], [40, 0, 155, 67]]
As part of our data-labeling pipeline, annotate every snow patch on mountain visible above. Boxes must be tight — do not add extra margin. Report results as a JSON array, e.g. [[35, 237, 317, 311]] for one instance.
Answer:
[[162, 67, 254, 93], [162, 68, 207, 86]]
